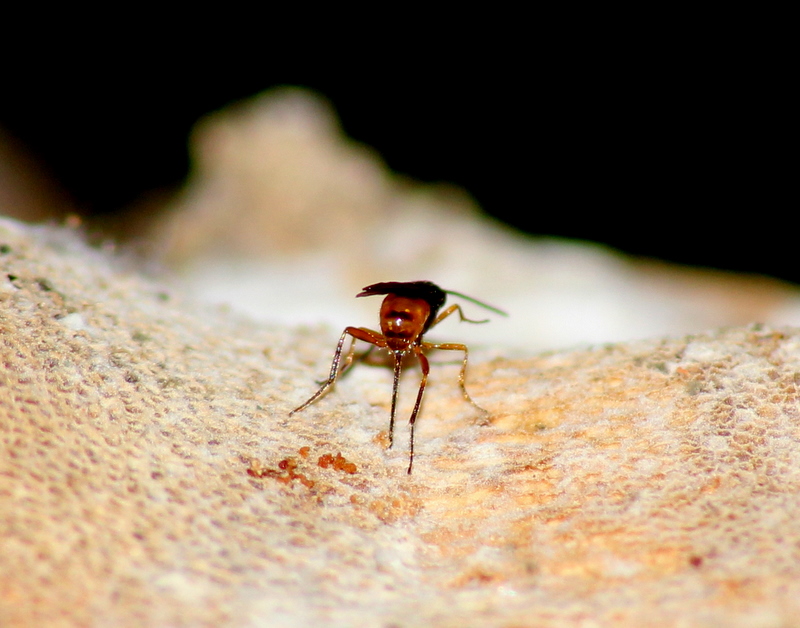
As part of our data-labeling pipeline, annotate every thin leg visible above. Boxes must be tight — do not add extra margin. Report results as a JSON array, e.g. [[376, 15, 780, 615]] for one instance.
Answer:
[[337, 344, 375, 379], [421, 341, 487, 415], [407, 349, 430, 474], [388, 353, 403, 448], [429, 304, 490, 329], [291, 327, 384, 415]]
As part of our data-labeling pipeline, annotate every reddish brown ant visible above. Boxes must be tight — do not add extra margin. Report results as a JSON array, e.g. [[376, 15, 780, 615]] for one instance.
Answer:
[[290, 280, 506, 474]]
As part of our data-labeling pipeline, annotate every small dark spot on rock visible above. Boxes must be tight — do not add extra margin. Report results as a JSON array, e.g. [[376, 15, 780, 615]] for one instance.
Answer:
[[36, 278, 54, 292], [0, 244, 11, 254]]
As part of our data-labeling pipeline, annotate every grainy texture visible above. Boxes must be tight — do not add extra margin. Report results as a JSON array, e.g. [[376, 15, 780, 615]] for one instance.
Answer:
[[3, 218, 800, 627]]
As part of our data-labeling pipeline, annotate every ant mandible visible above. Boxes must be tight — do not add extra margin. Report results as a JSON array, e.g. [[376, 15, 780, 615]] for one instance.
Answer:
[[290, 280, 506, 474]]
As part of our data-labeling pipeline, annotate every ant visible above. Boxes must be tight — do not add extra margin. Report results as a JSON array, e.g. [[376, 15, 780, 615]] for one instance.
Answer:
[[290, 280, 506, 474]]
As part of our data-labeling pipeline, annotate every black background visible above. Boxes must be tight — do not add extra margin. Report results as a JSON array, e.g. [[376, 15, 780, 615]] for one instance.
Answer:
[[1, 24, 791, 283]]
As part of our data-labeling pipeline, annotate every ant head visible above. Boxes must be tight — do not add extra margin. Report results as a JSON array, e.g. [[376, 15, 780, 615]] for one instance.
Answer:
[[358, 281, 448, 334], [358, 281, 507, 322]]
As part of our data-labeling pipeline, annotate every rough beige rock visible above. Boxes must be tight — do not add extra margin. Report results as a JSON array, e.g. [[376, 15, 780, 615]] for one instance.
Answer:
[[3, 216, 800, 627]]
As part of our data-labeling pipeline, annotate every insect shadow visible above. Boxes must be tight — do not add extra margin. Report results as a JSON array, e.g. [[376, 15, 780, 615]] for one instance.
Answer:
[[290, 280, 506, 474]]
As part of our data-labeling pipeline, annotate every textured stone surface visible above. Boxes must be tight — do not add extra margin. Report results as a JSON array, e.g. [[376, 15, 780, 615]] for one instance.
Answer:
[[3, 217, 800, 627]]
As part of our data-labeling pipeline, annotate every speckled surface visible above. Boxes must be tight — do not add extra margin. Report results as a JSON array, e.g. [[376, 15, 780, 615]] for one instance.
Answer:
[[3, 216, 800, 627]]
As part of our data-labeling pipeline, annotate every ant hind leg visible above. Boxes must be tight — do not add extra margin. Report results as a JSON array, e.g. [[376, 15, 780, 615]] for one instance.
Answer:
[[423, 341, 490, 421]]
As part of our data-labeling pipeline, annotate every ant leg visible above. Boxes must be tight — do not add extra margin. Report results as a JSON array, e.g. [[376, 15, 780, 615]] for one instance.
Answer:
[[290, 328, 353, 415], [429, 304, 491, 329], [337, 344, 375, 380], [388, 353, 404, 449], [407, 350, 430, 474], [291, 327, 384, 415], [422, 342, 488, 416]]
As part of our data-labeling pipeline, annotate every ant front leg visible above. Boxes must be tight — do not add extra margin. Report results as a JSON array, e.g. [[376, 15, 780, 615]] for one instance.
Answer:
[[388, 354, 403, 450], [291, 327, 384, 415], [406, 348, 430, 474]]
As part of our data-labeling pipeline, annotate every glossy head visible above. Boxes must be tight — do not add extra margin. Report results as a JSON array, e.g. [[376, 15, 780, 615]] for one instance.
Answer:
[[357, 281, 447, 336]]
